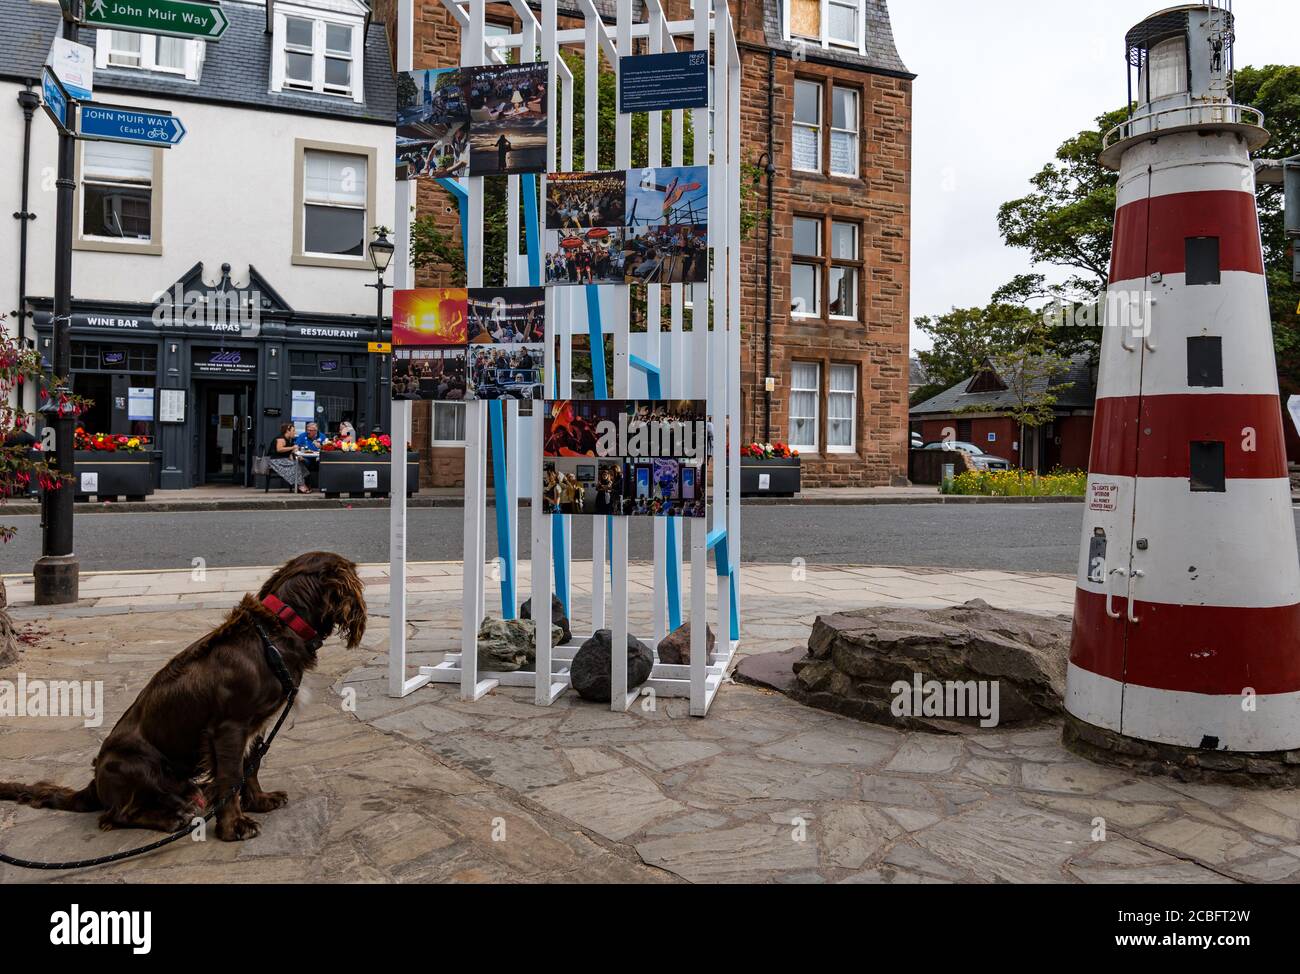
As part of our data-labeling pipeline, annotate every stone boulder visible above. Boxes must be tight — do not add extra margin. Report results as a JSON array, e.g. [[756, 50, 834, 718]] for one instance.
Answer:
[[477, 617, 563, 672], [655, 621, 715, 665], [569, 629, 654, 702], [786, 600, 1069, 731], [520, 594, 572, 645]]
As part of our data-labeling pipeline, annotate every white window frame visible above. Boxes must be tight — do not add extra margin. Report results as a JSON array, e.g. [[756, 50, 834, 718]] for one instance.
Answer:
[[792, 79, 822, 174], [789, 361, 821, 452], [792, 216, 822, 318], [75, 139, 163, 255], [271, 5, 365, 104], [431, 402, 468, 447], [298, 146, 370, 265], [827, 363, 857, 453], [95, 30, 202, 80], [828, 220, 860, 320], [782, 0, 868, 56], [829, 85, 859, 178]]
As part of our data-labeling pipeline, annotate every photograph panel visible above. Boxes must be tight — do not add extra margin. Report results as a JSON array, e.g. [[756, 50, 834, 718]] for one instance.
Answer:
[[545, 171, 627, 230], [543, 228, 627, 286], [392, 346, 468, 402], [467, 287, 545, 344], [396, 67, 470, 179], [467, 343, 545, 401], [392, 288, 469, 347], [625, 164, 709, 228], [623, 225, 708, 285], [464, 62, 549, 176]]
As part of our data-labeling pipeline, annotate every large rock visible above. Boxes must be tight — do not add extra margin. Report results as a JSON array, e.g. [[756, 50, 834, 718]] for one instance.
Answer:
[[520, 594, 572, 645], [787, 600, 1069, 731], [569, 629, 653, 702], [477, 617, 562, 672], [655, 622, 714, 665]]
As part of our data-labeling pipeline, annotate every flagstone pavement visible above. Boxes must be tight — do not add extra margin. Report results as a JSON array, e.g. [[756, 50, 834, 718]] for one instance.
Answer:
[[3, 561, 1299, 883]]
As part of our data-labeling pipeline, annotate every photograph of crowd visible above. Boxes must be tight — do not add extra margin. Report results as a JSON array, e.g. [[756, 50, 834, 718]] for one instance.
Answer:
[[468, 343, 545, 401], [464, 62, 548, 176], [392, 347, 467, 401], [625, 165, 708, 228], [545, 171, 626, 230], [541, 456, 704, 518], [467, 287, 544, 344], [392, 288, 469, 347], [624, 225, 708, 284], [396, 68, 469, 179], [544, 228, 626, 285]]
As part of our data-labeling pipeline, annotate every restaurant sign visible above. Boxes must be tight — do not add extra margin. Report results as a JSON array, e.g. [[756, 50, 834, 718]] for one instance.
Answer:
[[191, 347, 257, 377]]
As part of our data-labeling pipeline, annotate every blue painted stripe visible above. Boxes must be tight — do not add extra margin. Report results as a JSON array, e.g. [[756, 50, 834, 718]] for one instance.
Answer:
[[584, 286, 606, 399], [488, 400, 515, 618], [706, 527, 725, 551], [552, 514, 569, 617], [666, 518, 681, 631], [522, 174, 541, 287], [434, 177, 470, 260]]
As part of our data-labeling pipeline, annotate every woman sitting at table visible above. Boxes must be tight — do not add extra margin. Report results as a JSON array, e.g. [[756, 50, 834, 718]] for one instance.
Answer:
[[269, 422, 311, 493]]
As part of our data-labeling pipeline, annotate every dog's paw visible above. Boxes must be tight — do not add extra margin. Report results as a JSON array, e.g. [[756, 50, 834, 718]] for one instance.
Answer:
[[216, 815, 261, 841], [244, 790, 288, 813]]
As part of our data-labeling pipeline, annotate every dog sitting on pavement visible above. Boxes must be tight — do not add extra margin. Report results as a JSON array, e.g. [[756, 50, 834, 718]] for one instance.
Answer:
[[0, 551, 366, 841]]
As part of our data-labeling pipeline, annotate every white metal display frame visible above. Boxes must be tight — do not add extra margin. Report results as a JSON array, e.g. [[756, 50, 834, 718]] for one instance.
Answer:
[[386, 0, 743, 716]]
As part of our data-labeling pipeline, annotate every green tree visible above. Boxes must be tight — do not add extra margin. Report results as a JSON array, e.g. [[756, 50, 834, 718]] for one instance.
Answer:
[[912, 301, 1041, 405]]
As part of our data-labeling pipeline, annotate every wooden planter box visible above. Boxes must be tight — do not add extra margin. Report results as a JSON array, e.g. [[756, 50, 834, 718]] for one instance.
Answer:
[[740, 457, 801, 497], [73, 451, 156, 501], [318, 451, 419, 498]]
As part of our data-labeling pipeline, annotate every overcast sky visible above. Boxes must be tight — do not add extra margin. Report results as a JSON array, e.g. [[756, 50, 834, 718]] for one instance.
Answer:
[[886, 0, 1300, 352]]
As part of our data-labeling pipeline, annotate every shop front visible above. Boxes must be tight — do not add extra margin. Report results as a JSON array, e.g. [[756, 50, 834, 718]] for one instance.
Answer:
[[30, 263, 390, 490]]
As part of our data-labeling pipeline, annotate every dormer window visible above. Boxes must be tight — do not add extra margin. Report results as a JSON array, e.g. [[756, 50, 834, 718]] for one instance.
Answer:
[[273, 7, 363, 101], [784, 0, 867, 55], [96, 30, 201, 79]]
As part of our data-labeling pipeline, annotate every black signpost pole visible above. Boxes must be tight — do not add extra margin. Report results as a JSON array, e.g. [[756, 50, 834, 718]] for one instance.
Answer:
[[34, 0, 81, 605]]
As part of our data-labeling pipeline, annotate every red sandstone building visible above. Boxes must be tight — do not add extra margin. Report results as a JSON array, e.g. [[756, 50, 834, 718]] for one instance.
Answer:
[[381, 0, 913, 488]]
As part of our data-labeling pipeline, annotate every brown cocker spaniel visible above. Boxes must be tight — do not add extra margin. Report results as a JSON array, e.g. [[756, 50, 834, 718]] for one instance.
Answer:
[[0, 551, 367, 841]]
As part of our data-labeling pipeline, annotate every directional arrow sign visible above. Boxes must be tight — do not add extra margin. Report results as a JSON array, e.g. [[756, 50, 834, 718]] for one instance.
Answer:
[[40, 66, 74, 135], [81, 0, 229, 41], [78, 103, 187, 148]]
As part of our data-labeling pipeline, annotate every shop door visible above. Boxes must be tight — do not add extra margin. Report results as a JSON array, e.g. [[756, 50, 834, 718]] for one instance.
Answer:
[[201, 383, 255, 485]]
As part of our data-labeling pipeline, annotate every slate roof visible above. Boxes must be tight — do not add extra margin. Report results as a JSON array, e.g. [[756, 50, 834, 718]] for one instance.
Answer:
[[762, 0, 911, 77], [1, 0, 396, 124], [909, 354, 1098, 417]]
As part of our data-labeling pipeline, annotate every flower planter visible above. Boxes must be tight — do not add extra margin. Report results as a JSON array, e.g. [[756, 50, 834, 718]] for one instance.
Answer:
[[73, 451, 156, 501], [740, 456, 801, 497], [318, 451, 419, 498]]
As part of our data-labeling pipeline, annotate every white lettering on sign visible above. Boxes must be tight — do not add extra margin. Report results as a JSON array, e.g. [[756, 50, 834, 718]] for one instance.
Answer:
[[1088, 481, 1119, 512]]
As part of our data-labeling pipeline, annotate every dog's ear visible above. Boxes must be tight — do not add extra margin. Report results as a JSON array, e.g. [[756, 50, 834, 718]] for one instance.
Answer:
[[326, 558, 367, 649]]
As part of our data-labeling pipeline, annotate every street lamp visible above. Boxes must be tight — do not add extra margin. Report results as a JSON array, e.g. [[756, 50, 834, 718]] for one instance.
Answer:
[[365, 227, 395, 435]]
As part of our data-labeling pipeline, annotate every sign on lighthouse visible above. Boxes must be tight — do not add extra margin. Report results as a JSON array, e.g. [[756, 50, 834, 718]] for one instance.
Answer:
[[1065, 3, 1300, 773]]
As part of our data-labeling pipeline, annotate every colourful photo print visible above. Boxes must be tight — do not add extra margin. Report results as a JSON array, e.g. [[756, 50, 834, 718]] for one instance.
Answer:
[[623, 224, 708, 284], [467, 287, 544, 344], [392, 288, 469, 347], [625, 165, 708, 228], [464, 62, 549, 176], [544, 228, 627, 285], [541, 399, 707, 518], [545, 171, 627, 230], [392, 346, 468, 402], [396, 68, 470, 179], [467, 343, 545, 401]]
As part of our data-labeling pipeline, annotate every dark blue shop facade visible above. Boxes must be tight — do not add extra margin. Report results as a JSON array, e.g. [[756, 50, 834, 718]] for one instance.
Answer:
[[31, 263, 391, 490]]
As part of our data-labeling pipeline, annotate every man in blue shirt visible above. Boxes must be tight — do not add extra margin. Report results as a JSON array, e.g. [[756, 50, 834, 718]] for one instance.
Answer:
[[295, 422, 323, 452]]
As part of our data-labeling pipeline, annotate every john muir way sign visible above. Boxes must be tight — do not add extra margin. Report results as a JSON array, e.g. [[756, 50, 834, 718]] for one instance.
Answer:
[[81, 0, 230, 40]]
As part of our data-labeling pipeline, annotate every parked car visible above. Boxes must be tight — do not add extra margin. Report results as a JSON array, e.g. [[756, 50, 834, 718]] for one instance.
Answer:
[[910, 431, 923, 449], [921, 440, 1012, 472], [475, 368, 545, 400]]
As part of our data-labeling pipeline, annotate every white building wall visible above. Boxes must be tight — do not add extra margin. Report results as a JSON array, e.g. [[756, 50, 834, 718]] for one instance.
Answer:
[[1, 83, 395, 335]]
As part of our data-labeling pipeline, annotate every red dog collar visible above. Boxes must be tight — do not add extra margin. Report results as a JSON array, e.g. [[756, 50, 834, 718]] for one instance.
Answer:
[[261, 594, 319, 643]]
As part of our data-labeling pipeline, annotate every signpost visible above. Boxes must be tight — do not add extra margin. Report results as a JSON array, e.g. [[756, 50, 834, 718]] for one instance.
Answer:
[[80, 0, 229, 40], [77, 103, 187, 147], [40, 66, 73, 134]]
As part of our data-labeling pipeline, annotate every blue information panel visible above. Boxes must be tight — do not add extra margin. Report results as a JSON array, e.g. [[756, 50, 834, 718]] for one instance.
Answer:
[[41, 66, 71, 134], [618, 51, 709, 114], [78, 103, 187, 147]]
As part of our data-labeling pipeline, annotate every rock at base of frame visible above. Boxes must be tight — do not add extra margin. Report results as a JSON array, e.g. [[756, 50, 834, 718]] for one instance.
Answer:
[[570, 629, 654, 702]]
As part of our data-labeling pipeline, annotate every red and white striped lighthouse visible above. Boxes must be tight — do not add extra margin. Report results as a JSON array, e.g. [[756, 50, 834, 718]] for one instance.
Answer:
[[1066, 2, 1300, 757]]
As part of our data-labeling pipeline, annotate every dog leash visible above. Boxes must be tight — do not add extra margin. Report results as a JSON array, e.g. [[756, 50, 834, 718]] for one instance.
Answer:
[[0, 622, 299, 872]]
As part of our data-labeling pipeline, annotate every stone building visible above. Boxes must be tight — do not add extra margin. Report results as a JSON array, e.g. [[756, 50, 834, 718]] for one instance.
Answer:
[[379, 0, 912, 488]]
